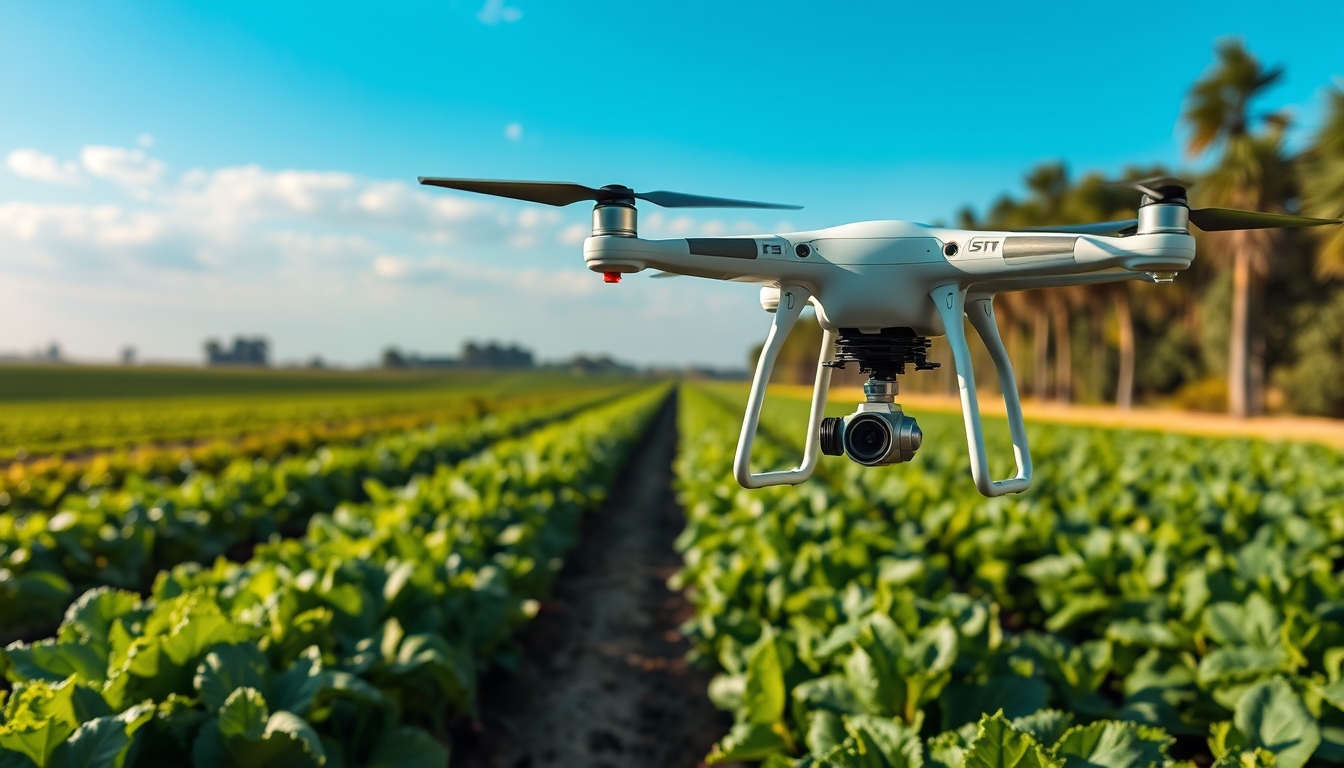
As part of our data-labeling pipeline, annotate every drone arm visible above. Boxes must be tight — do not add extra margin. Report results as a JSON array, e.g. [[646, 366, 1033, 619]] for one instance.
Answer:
[[733, 286, 835, 489], [930, 285, 1033, 497]]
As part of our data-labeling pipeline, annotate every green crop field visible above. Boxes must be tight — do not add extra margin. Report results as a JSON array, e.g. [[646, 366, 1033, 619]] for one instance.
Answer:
[[676, 384, 1344, 768], [0, 365, 502, 402], [4, 376, 1344, 768], [0, 366, 630, 458], [0, 364, 665, 767]]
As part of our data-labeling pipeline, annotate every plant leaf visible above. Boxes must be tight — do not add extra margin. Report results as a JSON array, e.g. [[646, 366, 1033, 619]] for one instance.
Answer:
[[1012, 711, 1075, 748], [846, 646, 903, 717], [1233, 677, 1321, 768], [844, 713, 924, 768], [216, 687, 268, 742], [746, 628, 787, 725], [964, 713, 1061, 768], [366, 725, 450, 768], [1052, 720, 1172, 768], [706, 721, 791, 764], [194, 645, 269, 712]]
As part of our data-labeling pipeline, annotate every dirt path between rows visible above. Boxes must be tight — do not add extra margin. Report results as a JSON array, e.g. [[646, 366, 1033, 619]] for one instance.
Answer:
[[452, 392, 730, 768]]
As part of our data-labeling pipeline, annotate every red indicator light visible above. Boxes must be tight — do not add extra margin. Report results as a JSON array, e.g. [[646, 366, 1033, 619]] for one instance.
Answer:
[[603, 272, 621, 283]]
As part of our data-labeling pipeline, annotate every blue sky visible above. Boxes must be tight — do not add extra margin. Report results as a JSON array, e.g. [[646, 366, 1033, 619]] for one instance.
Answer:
[[1, 2, 1341, 368]]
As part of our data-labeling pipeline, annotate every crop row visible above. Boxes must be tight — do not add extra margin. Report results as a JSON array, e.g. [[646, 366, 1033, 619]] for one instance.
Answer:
[[1, 385, 631, 513], [0, 370, 610, 460], [0, 384, 668, 768], [0, 387, 626, 637], [675, 385, 1344, 767]]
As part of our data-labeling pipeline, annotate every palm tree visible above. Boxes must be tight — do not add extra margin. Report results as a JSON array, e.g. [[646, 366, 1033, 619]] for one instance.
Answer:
[[1107, 282, 1137, 409], [1302, 85, 1344, 277], [1025, 163, 1074, 402], [1182, 39, 1292, 417], [1047, 288, 1082, 403], [995, 289, 1050, 400]]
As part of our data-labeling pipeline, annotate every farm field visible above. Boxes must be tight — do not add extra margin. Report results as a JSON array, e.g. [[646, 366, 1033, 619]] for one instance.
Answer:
[[0, 368, 668, 767], [0, 365, 629, 459], [4, 374, 1344, 768], [676, 383, 1344, 767]]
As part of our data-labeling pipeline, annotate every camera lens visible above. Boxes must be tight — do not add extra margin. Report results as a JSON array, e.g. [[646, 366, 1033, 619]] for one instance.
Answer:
[[843, 414, 892, 464], [819, 417, 844, 456]]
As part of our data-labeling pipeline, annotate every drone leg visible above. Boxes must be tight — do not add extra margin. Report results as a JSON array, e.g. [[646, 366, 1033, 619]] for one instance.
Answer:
[[930, 285, 1033, 497], [733, 286, 835, 489]]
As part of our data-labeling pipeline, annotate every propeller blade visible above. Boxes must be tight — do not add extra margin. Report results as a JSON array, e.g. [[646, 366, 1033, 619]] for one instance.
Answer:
[[418, 178, 604, 207], [1015, 219, 1138, 236], [1189, 207, 1343, 231], [648, 271, 683, 278], [418, 177, 801, 209], [634, 190, 801, 209]]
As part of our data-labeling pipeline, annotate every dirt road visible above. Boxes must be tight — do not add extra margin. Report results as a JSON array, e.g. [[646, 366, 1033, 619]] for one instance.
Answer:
[[452, 393, 729, 768]]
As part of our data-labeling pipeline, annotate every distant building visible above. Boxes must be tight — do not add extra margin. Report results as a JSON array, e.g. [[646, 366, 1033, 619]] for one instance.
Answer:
[[0, 343, 65, 365], [121, 346, 136, 365], [382, 341, 536, 370], [683, 366, 750, 381], [565, 355, 636, 375], [461, 342, 534, 369], [205, 337, 269, 367], [381, 346, 457, 369]]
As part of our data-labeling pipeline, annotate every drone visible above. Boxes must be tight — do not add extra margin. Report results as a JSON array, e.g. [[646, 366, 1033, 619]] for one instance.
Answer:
[[419, 176, 1340, 497]]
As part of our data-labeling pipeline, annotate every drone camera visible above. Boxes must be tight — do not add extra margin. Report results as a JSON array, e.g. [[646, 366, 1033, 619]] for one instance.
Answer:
[[819, 406, 923, 466]]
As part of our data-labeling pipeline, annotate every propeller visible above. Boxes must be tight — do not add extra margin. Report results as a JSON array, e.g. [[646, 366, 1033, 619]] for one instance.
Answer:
[[417, 177, 801, 209], [1016, 175, 1340, 235], [1186, 208, 1341, 232]]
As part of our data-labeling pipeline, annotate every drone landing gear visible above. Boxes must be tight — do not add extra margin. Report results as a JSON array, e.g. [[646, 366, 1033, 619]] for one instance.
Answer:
[[733, 284, 835, 489], [930, 286, 1032, 497]]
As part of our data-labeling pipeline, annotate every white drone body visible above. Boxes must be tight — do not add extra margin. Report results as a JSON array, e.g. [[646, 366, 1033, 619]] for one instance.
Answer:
[[420, 176, 1339, 497]]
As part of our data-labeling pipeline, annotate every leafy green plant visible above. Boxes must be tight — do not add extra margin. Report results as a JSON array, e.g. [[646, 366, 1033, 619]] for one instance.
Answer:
[[677, 384, 1344, 765], [0, 388, 624, 634], [0, 385, 667, 767]]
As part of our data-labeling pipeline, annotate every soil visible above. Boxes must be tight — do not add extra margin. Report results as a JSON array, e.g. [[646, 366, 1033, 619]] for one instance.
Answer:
[[451, 392, 732, 768]]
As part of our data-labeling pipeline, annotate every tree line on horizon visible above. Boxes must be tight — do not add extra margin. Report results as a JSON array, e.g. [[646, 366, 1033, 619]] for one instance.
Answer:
[[762, 39, 1344, 419]]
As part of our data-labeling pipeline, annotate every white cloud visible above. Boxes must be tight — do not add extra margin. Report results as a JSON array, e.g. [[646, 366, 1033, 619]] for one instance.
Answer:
[[81, 146, 167, 188], [559, 223, 588, 244], [0, 201, 205, 271], [515, 208, 558, 228], [137, 133, 155, 148], [477, 0, 522, 24], [6, 149, 86, 186], [0, 145, 567, 279], [668, 216, 697, 235], [0, 142, 770, 368], [270, 231, 380, 262], [504, 122, 523, 141]]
